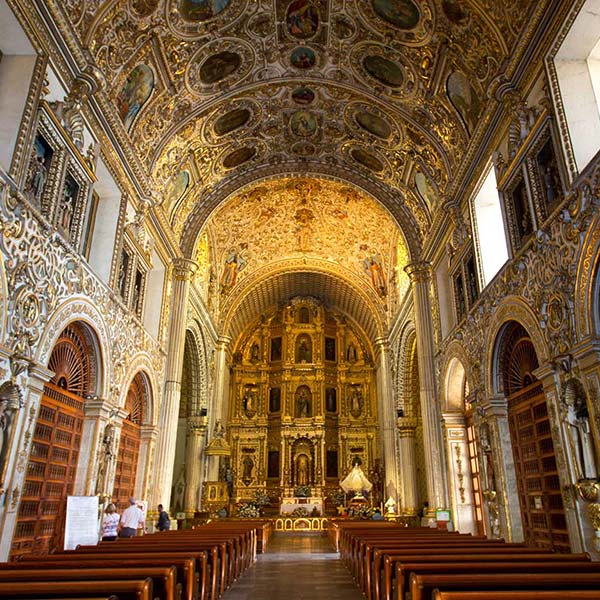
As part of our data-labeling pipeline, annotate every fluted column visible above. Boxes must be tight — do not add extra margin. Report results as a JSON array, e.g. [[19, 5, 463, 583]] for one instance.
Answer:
[[185, 416, 208, 512], [152, 258, 198, 509], [396, 417, 419, 515], [206, 336, 232, 481], [375, 338, 400, 503], [405, 261, 449, 511]]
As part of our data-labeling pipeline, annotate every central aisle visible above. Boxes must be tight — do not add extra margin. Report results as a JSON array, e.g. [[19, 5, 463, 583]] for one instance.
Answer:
[[222, 532, 364, 600]]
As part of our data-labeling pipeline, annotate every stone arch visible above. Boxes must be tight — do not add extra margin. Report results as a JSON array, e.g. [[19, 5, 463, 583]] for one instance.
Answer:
[[484, 296, 549, 397], [441, 341, 472, 413], [36, 296, 110, 399], [575, 205, 600, 338], [183, 320, 209, 416], [118, 353, 159, 426], [395, 322, 418, 415]]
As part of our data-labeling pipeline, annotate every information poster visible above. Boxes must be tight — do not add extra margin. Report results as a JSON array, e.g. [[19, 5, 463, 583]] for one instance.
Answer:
[[64, 495, 99, 550]]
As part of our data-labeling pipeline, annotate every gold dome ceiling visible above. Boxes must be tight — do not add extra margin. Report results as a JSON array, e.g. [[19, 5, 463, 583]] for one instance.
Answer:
[[57, 0, 541, 256]]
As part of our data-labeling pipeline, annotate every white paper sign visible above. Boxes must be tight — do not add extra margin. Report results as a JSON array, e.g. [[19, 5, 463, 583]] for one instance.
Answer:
[[64, 495, 99, 550]]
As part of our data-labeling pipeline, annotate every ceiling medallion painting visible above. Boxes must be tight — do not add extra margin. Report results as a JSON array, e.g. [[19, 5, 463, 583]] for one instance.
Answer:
[[446, 71, 482, 136], [286, 0, 319, 39], [289, 111, 318, 138], [179, 0, 231, 22], [214, 108, 251, 136], [200, 51, 241, 84], [350, 147, 385, 173], [186, 40, 254, 94], [292, 87, 315, 105], [290, 46, 316, 69], [222, 146, 257, 169], [351, 44, 417, 99], [372, 0, 420, 30], [414, 171, 437, 211], [355, 111, 391, 140], [116, 64, 154, 132], [165, 171, 190, 212], [344, 102, 403, 147], [357, 0, 434, 46]]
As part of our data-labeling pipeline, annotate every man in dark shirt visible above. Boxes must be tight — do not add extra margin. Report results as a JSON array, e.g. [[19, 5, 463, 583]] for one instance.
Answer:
[[157, 504, 171, 531]]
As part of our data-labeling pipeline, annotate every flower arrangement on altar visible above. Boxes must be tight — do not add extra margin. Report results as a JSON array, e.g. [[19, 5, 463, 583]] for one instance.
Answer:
[[290, 506, 310, 517], [236, 502, 260, 518], [294, 485, 311, 498], [347, 505, 377, 519], [236, 490, 271, 518]]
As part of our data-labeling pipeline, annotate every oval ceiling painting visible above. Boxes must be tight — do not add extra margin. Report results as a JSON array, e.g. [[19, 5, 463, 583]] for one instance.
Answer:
[[290, 111, 318, 137], [166, 171, 190, 206], [372, 0, 420, 30], [286, 0, 319, 39], [355, 111, 392, 139], [363, 55, 403, 88], [214, 108, 251, 136], [223, 146, 256, 169], [291, 46, 316, 69], [180, 0, 231, 22], [414, 172, 437, 210], [116, 63, 154, 131], [199, 51, 241, 84], [351, 148, 384, 173], [292, 87, 315, 105]]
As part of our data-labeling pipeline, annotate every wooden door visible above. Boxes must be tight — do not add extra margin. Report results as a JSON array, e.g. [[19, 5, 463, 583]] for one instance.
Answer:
[[12, 324, 92, 558], [113, 373, 145, 512], [503, 324, 569, 552]]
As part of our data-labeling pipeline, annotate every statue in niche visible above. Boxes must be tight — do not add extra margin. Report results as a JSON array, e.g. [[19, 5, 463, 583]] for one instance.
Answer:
[[242, 388, 257, 418], [346, 343, 358, 363], [349, 386, 363, 418], [242, 455, 254, 484], [296, 454, 309, 486], [326, 387, 337, 413], [562, 378, 598, 480], [249, 342, 260, 363], [296, 387, 311, 418], [28, 154, 47, 203]]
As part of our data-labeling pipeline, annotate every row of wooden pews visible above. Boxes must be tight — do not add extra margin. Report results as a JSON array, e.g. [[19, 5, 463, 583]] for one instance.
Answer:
[[329, 520, 600, 600], [0, 519, 273, 600]]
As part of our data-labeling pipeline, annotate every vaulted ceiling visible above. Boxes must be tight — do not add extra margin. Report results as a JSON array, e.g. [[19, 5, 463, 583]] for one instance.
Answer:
[[54, 0, 543, 337]]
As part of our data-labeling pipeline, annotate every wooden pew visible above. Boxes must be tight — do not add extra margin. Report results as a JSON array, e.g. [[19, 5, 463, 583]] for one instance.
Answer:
[[0, 566, 178, 600], [396, 561, 600, 600], [0, 557, 196, 600], [384, 552, 592, 600], [64, 542, 219, 600], [433, 592, 600, 600], [0, 577, 153, 599], [411, 572, 600, 600]]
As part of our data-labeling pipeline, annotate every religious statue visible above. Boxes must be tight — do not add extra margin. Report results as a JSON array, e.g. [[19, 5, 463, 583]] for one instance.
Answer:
[[297, 338, 311, 362], [242, 455, 254, 483], [249, 342, 260, 363], [562, 378, 598, 480], [340, 458, 373, 498], [27, 153, 47, 203], [220, 248, 247, 294], [242, 388, 257, 418], [297, 454, 309, 486], [296, 387, 310, 418], [346, 343, 358, 363], [363, 254, 387, 297], [349, 386, 363, 418]]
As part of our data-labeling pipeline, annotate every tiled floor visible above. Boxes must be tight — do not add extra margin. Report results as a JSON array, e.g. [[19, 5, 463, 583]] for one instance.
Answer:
[[222, 532, 364, 600]]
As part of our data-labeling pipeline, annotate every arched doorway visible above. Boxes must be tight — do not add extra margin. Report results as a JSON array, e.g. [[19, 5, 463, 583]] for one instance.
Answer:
[[500, 322, 569, 551], [113, 372, 148, 512], [12, 323, 99, 557]]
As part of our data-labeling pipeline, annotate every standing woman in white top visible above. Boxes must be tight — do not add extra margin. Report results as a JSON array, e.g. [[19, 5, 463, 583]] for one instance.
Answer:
[[101, 503, 120, 541]]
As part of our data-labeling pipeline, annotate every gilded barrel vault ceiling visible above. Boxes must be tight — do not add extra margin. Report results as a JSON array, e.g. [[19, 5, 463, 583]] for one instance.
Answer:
[[193, 177, 410, 329], [55, 0, 540, 253]]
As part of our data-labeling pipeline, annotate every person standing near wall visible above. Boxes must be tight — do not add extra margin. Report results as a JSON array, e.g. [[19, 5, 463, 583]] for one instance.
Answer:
[[157, 504, 171, 531], [119, 497, 143, 538]]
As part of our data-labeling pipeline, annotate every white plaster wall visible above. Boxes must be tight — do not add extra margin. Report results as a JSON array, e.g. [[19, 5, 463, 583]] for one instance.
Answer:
[[0, 55, 35, 173], [87, 157, 121, 284], [143, 248, 166, 340]]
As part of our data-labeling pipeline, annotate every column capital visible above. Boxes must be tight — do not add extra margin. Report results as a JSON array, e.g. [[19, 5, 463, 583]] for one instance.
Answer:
[[187, 415, 208, 433], [172, 258, 199, 281], [397, 416, 418, 433], [404, 260, 432, 283]]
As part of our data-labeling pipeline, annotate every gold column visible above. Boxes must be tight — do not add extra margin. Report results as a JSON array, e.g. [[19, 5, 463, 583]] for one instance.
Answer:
[[405, 261, 449, 511], [152, 258, 198, 510]]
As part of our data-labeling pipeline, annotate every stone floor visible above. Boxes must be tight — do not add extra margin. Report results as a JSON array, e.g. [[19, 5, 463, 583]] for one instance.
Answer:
[[221, 532, 364, 600]]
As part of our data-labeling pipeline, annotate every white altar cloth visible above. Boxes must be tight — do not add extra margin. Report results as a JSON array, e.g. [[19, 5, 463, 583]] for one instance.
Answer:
[[280, 497, 323, 516]]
